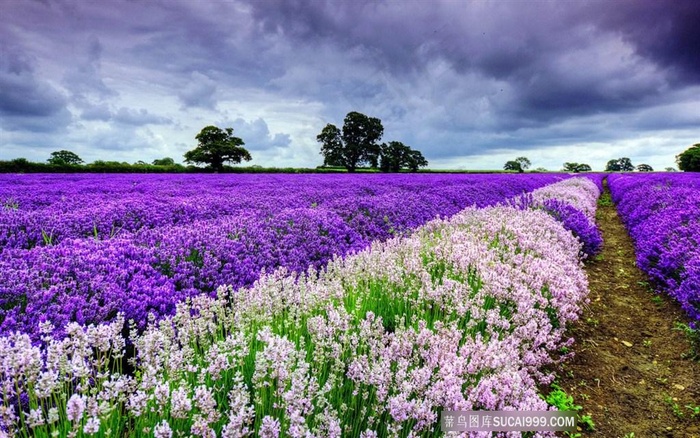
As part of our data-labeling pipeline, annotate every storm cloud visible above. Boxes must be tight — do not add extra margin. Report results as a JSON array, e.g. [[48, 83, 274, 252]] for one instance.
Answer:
[[1, 0, 698, 170]]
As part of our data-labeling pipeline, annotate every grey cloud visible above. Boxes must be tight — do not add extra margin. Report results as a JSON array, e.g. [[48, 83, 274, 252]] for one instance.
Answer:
[[246, 0, 689, 124], [62, 35, 116, 100], [1, 0, 697, 170], [86, 126, 164, 154], [178, 72, 218, 109], [227, 118, 292, 152], [0, 47, 71, 131], [80, 103, 171, 126], [113, 108, 171, 126], [81, 103, 112, 121], [592, 0, 700, 84]]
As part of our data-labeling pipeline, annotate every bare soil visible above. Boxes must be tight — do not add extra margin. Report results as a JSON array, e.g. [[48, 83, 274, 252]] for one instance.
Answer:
[[555, 181, 700, 437]]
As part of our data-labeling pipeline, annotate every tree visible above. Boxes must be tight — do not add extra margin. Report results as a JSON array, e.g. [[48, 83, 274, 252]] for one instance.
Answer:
[[153, 157, 175, 166], [317, 124, 344, 167], [563, 162, 592, 173], [665, 167, 677, 172], [47, 150, 83, 166], [605, 159, 621, 172], [605, 157, 634, 172], [515, 156, 531, 171], [379, 141, 409, 172], [184, 126, 251, 171], [379, 141, 428, 172], [504, 157, 531, 173], [504, 161, 523, 173], [636, 164, 654, 172], [317, 111, 383, 172], [406, 149, 428, 172], [677, 143, 700, 172], [618, 157, 634, 171]]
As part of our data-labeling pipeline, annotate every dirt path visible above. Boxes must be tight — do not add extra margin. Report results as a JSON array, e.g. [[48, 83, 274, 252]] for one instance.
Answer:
[[556, 181, 700, 437]]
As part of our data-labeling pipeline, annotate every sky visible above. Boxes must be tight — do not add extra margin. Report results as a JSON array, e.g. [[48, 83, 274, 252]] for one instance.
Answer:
[[1, 0, 699, 171]]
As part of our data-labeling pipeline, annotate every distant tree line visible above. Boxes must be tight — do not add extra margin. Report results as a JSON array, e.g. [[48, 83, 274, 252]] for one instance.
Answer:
[[2, 118, 697, 173], [499, 157, 671, 173], [604, 157, 656, 172]]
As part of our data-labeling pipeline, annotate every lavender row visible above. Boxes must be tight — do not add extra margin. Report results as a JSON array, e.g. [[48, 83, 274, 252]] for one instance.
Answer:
[[511, 177, 603, 259], [609, 173, 700, 321], [0, 179, 597, 437], [0, 174, 563, 251], [0, 174, 568, 340]]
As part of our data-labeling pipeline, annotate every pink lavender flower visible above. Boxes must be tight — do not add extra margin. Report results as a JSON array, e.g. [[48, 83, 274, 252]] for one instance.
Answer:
[[26, 408, 44, 428], [66, 393, 85, 423], [190, 414, 216, 438], [126, 390, 148, 417], [153, 420, 173, 438], [83, 416, 100, 434], [170, 386, 192, 419], [259, 416, 281, 438]]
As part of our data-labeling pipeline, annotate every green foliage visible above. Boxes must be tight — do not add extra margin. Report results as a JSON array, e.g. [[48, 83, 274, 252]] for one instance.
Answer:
[[152, 157, 176, 166], [664, 395, 684, 418], [676, 143, 700, 172], [546, 384, 595, 433], [503, 157, 531, 173], [636, 163, 653, 172], [184, 126, 252, 171], [379, 141, 428, 172], [317, 111, 384, 172], [605, 159, 621, 171], [546, 385, 580, 412], [47, 150, 84, 166], [673, 321, 700, 360], [618, 157, 634, 171], [605, 157, 634, 172], [563, 162, 592, 173], [504, 160, 523, 172]]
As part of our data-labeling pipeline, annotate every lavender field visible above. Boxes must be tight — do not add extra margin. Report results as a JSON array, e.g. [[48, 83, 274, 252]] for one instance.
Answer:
[[609, 173, 700, 323], [0, 173, 575, 340], [0, 174, 605, 437]]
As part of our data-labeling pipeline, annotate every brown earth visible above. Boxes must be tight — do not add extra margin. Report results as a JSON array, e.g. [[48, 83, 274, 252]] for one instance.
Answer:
[[555, 181, 700, 437]]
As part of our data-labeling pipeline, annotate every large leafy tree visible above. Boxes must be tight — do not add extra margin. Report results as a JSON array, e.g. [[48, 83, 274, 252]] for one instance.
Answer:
[[677, 143, 700, 172], [317, 111, 383, 172], [184, 126, 251, 171], [636, 164, 654, 172], [379, 141, 428, 172], [47, 150, 83, 166]]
